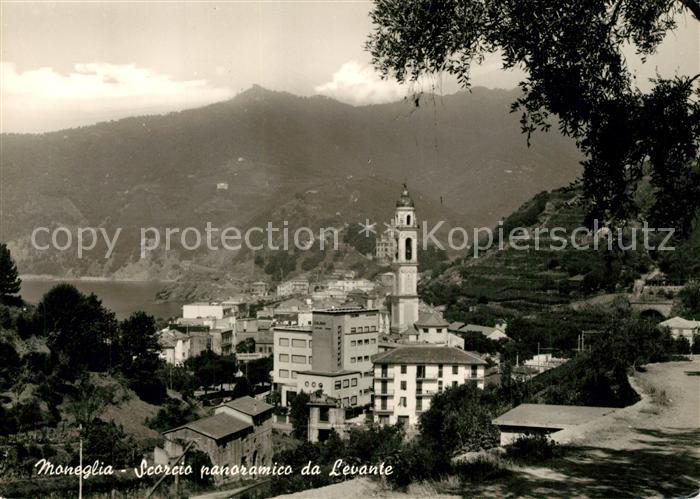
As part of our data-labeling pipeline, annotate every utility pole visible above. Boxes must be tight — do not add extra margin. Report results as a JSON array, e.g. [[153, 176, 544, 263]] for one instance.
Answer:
[[78, 424, 83, 499]]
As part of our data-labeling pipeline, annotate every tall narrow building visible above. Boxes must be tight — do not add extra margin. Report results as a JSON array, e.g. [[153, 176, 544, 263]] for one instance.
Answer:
[[390, 185, 419, 333]]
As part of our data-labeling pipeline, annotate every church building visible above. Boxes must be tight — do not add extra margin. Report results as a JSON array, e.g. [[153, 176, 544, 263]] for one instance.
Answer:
[[390, 185, 420, 333]]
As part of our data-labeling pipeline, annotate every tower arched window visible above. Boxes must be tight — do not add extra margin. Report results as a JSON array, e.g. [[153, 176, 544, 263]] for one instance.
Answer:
[[406, 214, 411, 226], [405, 238, 412, 261]]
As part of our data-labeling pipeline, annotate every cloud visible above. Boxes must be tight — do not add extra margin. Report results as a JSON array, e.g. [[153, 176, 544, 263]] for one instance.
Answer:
[[314, 61, 411, 105], [1, 62, 233, 132]]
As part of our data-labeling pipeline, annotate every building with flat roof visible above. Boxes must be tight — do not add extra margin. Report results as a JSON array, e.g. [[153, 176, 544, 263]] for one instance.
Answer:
[[273, 308, 379, 407], [272, 325, 313, 405], [492, 403, 617, 445], [372, 345, 486, 426]]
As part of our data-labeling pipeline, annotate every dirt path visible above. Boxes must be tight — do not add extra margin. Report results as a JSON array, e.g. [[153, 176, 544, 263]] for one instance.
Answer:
[[476, 358, 700, 498], [273, 359, 700, 498]]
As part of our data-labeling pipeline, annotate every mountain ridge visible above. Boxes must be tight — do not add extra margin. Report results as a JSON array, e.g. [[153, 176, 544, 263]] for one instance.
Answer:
[[1, 85, 582, 279]]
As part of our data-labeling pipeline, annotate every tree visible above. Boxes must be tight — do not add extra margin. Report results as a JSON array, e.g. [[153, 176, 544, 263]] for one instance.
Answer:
[[677, 281, 700, 319], [289, 391, 311, 440], [236, 337, 256, 354], [368, 0, 700, 235], [0, 243, 21, 301], [33, 284, 116, 372], [419, 383, 501, 460]]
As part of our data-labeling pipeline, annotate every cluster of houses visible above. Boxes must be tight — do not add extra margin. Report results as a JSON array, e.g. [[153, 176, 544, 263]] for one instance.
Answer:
[[158, 187, 635, 484]]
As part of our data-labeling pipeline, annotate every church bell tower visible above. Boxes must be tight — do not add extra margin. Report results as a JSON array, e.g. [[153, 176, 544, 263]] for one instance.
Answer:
[[390, 185, 419, 333]]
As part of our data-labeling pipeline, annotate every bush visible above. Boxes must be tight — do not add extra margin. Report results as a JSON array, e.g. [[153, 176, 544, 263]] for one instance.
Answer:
[[505, 433, 556, 461], [453, 454, 512, 484]]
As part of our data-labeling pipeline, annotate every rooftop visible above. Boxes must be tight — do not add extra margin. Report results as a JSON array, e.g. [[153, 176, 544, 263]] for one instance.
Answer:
[[313, 307, 378, 315], [221, 395, 274, 417], [297, 369, 361, 377], [164, 413, 251, 441], [492, 404, 617, 429], [373, 345, 486, 365], [415, 311, 449, 327], [659, 316, 700, 328]]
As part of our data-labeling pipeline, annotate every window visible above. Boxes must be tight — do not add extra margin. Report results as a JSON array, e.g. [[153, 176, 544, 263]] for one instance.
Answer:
[[400, 381, 407, 390], [406, 214, 411, 225], [291, 371, 298, 379], [351, 378, 358, 387], [437, 328, 444, 333], [438, 364, 443, 378], [452, 381, 458, 388], [351, 396, 357, 405], [417, 365, 426, 378], [292, 355, 306, 364], [309, 340, 312, 348], [308, 356, 313, 364], [279, 369, 289, 378], [438, 380, 443, 392], [405, 237, 412, 260], [422, 328, 429, 333], [279, 338, 289, 346], [351, 340, 357, 347], [351, 357, 356, 363], [452, 365, 458, 375], [416, 381, 422, 395], [335, 381, 342, 389], [381, 364, 388, 377], [342, 379, 349, 388], [471, 365, 478, 378], [399, 397, 407, 407], [416, 397, 422, 411], [343, 397, 349, 406], [351, 327, 356, 333], [371, 337, 376, 342], [292, 339, 306, 348], [279, 354, 289, 362], [380, 398, 387, 410], [371, 326, 377, 332], [400, 365, 407, 374]]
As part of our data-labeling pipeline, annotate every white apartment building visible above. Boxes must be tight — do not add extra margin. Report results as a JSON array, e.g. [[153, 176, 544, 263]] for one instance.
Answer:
[[372, 345, 486, 426], [273, 308, 379, 407], [272, 326, 313, 406]]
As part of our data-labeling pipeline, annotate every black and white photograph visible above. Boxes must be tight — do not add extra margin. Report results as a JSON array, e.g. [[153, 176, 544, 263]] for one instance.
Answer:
[[0, 0, 698, 497]]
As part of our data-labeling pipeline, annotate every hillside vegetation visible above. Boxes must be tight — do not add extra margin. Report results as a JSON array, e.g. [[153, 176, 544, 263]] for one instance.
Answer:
[[2, 86, 581, 279]]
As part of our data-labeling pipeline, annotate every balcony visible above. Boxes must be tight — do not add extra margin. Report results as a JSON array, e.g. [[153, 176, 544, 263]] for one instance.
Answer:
[[375, 372, 394, 380], [374, 389, 394, 397], [415, 391, 437, 398]]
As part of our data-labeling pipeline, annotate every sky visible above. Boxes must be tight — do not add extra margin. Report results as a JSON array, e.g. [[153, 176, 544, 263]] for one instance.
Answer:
[[1, 1, 698, 133]]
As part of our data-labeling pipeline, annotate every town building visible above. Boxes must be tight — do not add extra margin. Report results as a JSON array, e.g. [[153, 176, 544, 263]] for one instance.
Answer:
[[372, 345, 486, 426], [659, 316, 699, 346], [407, 311, 465, 349], [492, 404, 617, 445], [155, 396, 274, 482], [390, 186, 420, 333], [276, 278, 310, 297], [272, 325, 313, 405], [449, 322, 510, 342], [375, 232, 397, 266], [273, 308, 379, 406], [307, 394, 350, 443]]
